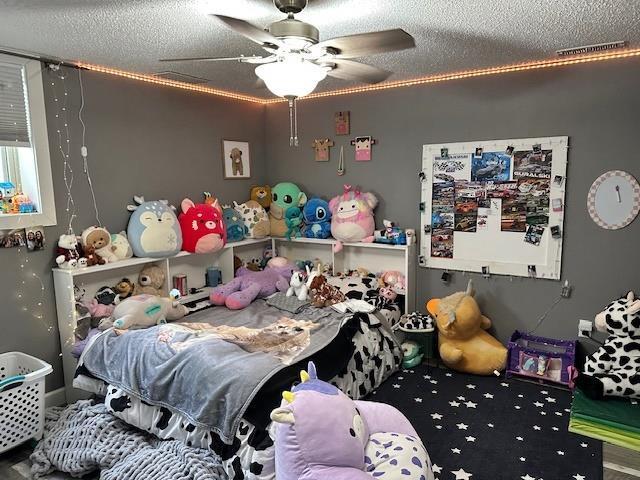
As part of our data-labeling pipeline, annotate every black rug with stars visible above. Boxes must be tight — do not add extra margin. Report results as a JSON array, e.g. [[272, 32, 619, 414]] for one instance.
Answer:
[[367, 364, 602, 480]]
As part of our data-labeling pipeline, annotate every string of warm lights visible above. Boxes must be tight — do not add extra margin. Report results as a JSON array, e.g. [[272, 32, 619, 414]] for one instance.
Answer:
[[78, 47, 640, 105], [75, 62, 266, 104]]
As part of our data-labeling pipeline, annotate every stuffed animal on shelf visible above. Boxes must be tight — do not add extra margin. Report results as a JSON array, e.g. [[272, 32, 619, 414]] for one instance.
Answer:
[[426, 280, 507, 375], [284, 206, 303, 240], [308, 274, 345, 308], [379, 270, 406, 292], [126, 195, 182, 258], [222, 205, 245, 243], [286, 270, 308, 301], [55, 233, 81, 269], [210, 263, 295, 310], [269, 182, 307, 237], [576, 291, 640, 400], [114, 278, 135, 301], [271, 361, 433, 480], [329, 185, 378, 252], [81, 226, 117, 263], [178, 197, 226, 253], [83, 245, 105, 267], [133, 264, 166, 296], [110, 231, 133, 260], [111, 294, 188, 330], [302, 197, 332, 239], [234, 200, 270, 239], [250, 185, 272, 211]]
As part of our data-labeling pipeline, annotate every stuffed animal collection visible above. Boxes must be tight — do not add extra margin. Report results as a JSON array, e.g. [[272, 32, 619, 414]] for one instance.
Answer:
[[250, 185, 271, 210], [269, 182, 308, 237], [133, 264, 166, 296], [126, 195, 182, 258], [308, 274, 345, 307], [210, 263, 295, 310], [301, 197, 332, 239], [222, 205, 245, 243], [576, 291, 640, 400], [271, 361, 433, 480], [286, 270, 309, 301], [178, 197, 226, 253], [111, 294, 188, 330], [426, 280, 507, 375], [329, 185, 378, 252], [284, 206, 303, 240], [233, 200, 270, 239]]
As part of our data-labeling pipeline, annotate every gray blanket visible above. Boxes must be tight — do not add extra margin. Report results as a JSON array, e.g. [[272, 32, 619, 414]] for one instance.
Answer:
[[79, 300, 345, 444]]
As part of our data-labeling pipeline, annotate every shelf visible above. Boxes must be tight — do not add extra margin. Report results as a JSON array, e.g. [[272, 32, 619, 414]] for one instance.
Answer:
[[178, 286, 213, 304], [52, 237, 272, 277], [273, 237, 410, 251]]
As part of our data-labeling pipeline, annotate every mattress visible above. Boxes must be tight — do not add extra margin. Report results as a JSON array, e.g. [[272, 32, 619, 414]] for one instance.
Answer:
[[104, 306, 402, 480], [568, 388, 640, 452]]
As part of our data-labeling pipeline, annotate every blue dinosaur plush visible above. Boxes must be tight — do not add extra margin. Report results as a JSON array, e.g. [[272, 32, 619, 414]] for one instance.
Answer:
[[302, 197, 332, 239], [222, 205, 245, 243]]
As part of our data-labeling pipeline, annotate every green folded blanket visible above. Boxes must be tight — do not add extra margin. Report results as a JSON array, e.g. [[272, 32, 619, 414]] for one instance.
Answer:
[[569, 388, 640, 451]]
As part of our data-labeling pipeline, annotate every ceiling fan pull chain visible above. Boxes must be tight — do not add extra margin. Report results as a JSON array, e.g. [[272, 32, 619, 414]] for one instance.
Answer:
[[293, 97, 299, 147], [288, 98, 294, 146]]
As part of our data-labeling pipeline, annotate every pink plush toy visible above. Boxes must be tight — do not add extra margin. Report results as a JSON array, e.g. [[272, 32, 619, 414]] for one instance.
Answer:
[[210, 264, 296, 310], [329, 185, 378, 253]]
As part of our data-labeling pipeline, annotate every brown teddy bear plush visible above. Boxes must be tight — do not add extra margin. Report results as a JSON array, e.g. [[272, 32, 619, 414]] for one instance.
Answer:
[[426, 280, 507, 375], [133, 264, 166, 296], [81, 226, 118, 263], [83, 245, 105, 266], [250, 185, 272, 210]]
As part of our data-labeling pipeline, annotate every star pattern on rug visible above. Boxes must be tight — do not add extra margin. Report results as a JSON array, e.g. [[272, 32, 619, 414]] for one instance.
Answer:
[[370, 364, 601, 480], [452, 467, 473, 479]]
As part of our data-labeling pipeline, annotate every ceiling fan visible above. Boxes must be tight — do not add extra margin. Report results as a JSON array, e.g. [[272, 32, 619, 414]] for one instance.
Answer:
[[161, 0, 416, 145]]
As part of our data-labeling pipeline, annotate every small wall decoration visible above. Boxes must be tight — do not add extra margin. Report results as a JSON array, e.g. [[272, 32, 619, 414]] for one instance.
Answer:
[[26, 226, 46, 251], [587, 170, 640, 230], [311, 138, 334, 162], [334, 111, 350, 135], [0, 228, 26, 248], [222, 140, 251, 179], [351, 136, 377, 162]]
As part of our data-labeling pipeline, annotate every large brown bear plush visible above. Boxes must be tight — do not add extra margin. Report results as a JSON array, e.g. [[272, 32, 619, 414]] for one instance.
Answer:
[[426, 280, 507, 375]]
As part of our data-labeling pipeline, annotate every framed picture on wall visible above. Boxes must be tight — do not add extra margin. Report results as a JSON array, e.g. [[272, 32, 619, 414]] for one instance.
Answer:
[[222, 140, 251, 179]]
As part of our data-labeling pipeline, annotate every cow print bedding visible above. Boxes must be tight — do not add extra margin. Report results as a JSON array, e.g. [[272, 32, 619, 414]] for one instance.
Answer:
[[102, 307, 402, 480]]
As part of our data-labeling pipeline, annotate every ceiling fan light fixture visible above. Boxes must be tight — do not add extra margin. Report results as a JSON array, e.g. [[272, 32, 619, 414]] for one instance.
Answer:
[[255, 57, 327, 98]]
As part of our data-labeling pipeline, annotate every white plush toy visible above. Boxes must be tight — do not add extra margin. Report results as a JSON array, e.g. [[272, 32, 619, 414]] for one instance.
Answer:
[[111, 294, 188, 330], [286, 271, 309, 301], [111, 231, 133, 260], [82, 225, 118, 263]]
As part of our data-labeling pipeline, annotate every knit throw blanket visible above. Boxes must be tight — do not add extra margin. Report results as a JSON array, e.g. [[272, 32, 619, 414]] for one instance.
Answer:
[[30, 400, 225, 480]]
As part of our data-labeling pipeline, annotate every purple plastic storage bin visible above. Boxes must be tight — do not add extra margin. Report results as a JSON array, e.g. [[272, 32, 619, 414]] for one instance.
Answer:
[[506, 330, 576, 386]]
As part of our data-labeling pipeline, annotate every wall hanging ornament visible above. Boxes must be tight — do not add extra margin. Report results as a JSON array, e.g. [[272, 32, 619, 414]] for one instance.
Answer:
[[587, 170, 640, 230], [334, 111, 350, 135], [311, 138, 334, 161], [337, 146, 345, 176], [351, 136, 377, 161]]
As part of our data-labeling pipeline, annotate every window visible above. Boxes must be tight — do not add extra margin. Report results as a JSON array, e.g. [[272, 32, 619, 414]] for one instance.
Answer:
[[0, 53, 56, 228]]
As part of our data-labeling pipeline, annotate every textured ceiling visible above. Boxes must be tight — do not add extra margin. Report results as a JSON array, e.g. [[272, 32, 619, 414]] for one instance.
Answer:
[[0, 0, 638, 97]]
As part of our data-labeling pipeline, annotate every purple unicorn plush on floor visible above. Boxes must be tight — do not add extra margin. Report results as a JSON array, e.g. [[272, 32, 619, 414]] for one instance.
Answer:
[[209, 264, 295, 310], [271, 362, 434, 480]]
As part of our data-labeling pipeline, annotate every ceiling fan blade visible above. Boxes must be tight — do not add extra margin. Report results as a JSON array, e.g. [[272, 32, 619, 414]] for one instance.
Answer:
[[313, 29, 415, 59], [212, 14, 284, 50], [159, 55, 265, 63], [326, 59, 391, 84]]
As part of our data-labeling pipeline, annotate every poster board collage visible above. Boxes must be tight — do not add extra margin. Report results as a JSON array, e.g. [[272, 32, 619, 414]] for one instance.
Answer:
[[420, 137, 568, 279]]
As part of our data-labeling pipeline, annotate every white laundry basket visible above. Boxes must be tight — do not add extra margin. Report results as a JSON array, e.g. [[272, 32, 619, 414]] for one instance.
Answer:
[[0, 352, 53, 453]]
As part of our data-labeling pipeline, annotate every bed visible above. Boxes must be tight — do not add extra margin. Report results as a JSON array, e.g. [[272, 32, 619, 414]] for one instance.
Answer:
[[73, 276, 403, 480]]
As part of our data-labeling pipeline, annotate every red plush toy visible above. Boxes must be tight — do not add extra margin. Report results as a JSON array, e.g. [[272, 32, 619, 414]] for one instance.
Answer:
[[178, 197, 227, 253]]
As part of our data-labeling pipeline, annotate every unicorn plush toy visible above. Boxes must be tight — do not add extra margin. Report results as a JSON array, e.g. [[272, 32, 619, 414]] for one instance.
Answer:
[[328, 185, 378, 252]]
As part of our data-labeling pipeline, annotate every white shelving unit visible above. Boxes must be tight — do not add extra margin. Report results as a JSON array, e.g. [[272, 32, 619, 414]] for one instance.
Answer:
[[53, 236, 415, 403]]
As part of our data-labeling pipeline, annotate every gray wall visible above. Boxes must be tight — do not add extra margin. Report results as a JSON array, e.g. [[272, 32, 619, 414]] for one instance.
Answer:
[[0, 67, 266, 391], [265, 60, 640, 346]]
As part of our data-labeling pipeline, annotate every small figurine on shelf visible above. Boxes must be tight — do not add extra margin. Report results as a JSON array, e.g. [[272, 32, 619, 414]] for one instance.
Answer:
[[284, 206, 303, 240], [374, 219, 407, 245]]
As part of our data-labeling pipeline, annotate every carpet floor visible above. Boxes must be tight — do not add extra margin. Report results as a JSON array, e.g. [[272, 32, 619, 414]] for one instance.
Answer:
[[368, 364, 602, 480]]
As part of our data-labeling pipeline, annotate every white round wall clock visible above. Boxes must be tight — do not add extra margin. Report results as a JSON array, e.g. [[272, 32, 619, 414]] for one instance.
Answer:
[[587, 170, 640, 230]]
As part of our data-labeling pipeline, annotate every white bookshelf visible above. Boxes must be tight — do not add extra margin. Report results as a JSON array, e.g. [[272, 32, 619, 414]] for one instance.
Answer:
[[53, 236, 415, 403]]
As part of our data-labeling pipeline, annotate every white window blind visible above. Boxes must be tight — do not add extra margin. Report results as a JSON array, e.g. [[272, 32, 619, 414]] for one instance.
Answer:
[[0, 62, 30, 147]]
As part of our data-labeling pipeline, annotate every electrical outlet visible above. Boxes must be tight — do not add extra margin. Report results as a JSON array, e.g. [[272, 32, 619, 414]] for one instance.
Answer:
[[561, 280, 572, 298], [578, 319, 593, 338]]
